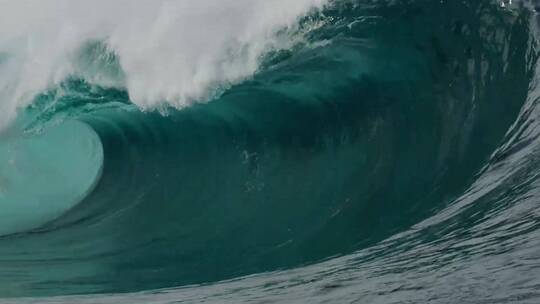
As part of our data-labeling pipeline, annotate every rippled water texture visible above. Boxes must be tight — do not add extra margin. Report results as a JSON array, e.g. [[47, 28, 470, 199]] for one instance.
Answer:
[[2, 0, 540, 303]]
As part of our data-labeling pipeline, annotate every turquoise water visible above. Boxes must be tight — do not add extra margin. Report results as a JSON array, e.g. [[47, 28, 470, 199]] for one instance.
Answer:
[[2, 0, 540, 303]]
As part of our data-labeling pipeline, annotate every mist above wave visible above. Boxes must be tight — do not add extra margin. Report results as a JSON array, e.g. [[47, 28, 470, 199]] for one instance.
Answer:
[[0, 0, 326, 130]]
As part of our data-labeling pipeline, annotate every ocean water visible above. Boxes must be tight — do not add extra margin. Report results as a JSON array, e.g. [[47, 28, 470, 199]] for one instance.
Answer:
[[1, 0, 540, 303]]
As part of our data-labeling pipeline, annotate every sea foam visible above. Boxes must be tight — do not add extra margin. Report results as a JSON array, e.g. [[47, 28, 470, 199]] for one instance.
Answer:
[[0, 0, 326, 130]]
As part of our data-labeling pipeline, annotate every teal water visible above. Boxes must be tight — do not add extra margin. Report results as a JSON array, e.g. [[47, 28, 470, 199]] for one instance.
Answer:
[[2, 0, 540, 303]]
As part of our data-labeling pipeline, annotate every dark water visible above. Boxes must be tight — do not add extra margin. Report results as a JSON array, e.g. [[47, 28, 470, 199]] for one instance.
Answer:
[[2, 0, 540, 302]]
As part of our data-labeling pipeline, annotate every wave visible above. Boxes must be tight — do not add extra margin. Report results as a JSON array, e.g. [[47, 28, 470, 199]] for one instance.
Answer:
[[2, 0, 540, 302]]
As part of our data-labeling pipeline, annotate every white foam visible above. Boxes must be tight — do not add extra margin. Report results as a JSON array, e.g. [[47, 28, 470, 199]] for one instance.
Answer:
[[0, 0, 327, 130]]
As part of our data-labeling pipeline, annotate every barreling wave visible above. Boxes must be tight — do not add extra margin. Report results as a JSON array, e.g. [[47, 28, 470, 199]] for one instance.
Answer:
[[2, 0, 540, 303]]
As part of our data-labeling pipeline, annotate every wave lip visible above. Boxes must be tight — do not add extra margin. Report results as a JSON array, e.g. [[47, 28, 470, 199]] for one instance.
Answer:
[[0, 120, 103, 236], [0, 0, 327, 131]]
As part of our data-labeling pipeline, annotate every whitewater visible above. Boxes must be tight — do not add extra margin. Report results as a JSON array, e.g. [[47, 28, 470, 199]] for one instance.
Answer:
[[0, 0, 326, 129]]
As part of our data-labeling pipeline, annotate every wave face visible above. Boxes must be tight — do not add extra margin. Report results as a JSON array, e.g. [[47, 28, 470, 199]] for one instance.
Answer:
[[2, 0, 540, 302]]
